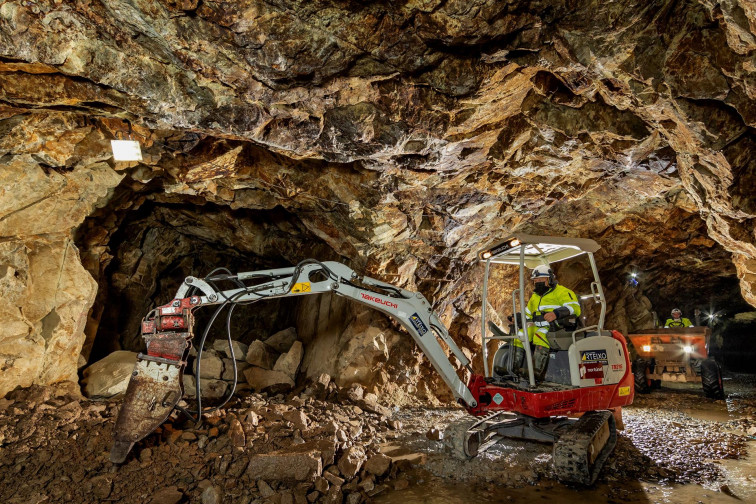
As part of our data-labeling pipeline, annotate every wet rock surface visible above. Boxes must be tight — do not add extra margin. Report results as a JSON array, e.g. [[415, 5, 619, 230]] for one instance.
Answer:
[[1, 0, 755, 400], [1, 375, 754, 503]]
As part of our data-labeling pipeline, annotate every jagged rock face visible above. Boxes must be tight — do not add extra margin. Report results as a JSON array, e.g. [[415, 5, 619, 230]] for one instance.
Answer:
[[1, 1, 755, 399]]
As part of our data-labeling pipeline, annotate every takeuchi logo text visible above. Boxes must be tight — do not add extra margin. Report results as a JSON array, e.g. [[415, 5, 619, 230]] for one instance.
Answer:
[[360, 292, 398, 309]]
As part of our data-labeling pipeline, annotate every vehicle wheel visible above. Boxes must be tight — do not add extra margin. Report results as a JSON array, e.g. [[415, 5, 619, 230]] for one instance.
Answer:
[[633, 358, 651, 394], [690, 358, 702, 375], [701, 358, 724, 399]]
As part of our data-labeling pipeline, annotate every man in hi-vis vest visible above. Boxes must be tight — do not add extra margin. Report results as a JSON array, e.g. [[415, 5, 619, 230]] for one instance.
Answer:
[[511, 264, 581, 381]]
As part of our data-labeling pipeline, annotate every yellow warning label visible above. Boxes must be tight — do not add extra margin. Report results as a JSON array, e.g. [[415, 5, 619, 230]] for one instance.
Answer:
[[291, 282, 311, 293], [618, 386, 631, 397]]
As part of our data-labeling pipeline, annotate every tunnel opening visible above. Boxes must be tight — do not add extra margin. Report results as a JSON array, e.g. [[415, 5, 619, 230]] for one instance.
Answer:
[[76, 195, 341, 363], [72, 180, 432, 403]]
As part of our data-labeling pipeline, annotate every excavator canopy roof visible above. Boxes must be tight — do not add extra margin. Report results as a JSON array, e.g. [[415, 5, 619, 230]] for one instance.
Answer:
[[478, 233, 601, 267]]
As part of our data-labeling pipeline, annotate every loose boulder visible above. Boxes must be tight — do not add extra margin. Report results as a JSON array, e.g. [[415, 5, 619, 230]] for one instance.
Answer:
[[265, 327, 298, 353], [244, 367, 295, 391], [81, 351, 137, 398], [213, 339, 249, 361], [273, 341, 304, 381], [246, 451, 322, 482], [197, 352, 224, 379], [337, 445, 366, 479], [245, 340, 279, 370]]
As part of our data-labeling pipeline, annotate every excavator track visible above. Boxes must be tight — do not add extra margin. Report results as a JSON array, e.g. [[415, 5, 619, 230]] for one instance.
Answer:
[[552, 410, 616, 485]]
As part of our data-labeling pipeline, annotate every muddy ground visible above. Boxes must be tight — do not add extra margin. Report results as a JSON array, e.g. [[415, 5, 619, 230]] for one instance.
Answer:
[[0, 374, 754, 504]]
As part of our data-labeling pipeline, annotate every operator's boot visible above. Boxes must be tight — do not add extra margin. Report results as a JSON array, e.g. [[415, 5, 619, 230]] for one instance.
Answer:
[[533, 345, 551, 383]]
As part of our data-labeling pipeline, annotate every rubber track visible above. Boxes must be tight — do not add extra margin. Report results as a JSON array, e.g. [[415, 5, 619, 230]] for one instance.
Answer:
[[552, 411, 616, 485]]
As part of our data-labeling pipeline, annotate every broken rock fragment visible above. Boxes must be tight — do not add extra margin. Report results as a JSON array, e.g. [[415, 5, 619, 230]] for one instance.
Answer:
[[81, 351, 137, 398], [274, 341, 304, 381], [246, 451, 322, 482], [265, 327, 298, 353], [213, 339, 249, 360], [244, 367, 295, 391], [245, 340, 279, 369], [197, 352, 224, 379], [337, 445, 366, 479], [364, 453, 391, 477]]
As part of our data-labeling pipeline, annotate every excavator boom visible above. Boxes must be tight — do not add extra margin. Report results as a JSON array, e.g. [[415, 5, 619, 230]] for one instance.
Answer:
[[110, 260, 476, 463]]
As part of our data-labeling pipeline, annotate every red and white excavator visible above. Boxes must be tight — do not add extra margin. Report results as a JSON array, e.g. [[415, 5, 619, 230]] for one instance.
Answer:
[[110, 235, 634, 485]]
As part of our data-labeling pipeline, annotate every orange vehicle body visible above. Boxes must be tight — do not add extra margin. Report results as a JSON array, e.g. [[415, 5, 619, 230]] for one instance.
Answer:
[[628, 327, 710, 382]]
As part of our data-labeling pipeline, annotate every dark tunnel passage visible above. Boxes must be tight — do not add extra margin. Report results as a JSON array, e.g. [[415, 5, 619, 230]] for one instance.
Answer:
[[75, 192, 342, 365]]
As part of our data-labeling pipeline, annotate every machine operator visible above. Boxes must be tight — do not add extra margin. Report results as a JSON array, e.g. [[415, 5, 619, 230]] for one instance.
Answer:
[[510, 264, 582, 381]]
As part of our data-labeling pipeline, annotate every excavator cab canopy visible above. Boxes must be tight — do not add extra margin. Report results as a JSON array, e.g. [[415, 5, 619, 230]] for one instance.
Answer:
[[478, 233, 601, 267], [478, 234, 606, 385]]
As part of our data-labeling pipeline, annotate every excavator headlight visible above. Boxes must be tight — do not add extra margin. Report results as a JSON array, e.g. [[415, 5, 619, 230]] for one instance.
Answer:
[[482, 251, 492, 259], [510, 239, 520, 247], [642, 345, 651, 352]]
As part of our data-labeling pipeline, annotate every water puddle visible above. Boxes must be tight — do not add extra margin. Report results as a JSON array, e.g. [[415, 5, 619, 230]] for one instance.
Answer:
[[681, 407, 734, 423]]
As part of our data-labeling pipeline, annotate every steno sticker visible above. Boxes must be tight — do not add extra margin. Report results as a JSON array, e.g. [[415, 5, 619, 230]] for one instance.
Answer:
[[409, 313, 429, 336], [580, 350, 609, 365]]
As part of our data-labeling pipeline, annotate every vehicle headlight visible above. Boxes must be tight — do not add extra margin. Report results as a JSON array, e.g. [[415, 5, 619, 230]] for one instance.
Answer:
[[683, 345, 693, 353], [642, 345, 651, 352]]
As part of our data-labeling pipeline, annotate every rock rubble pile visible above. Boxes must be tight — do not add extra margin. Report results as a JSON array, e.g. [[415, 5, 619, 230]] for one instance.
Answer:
[[0, 377, 417, 504]]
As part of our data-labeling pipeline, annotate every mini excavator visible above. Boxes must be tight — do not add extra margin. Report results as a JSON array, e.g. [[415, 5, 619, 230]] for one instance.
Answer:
[[110, 235, 634, 485]]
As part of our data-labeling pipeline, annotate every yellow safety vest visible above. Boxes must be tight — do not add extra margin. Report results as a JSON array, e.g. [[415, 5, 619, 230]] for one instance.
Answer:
[[664, 318, 692, 328], [525, 284, 582, 325]]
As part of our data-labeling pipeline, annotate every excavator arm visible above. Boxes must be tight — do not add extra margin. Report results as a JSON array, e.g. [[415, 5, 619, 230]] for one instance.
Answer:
[[110, 260, 476, 463]]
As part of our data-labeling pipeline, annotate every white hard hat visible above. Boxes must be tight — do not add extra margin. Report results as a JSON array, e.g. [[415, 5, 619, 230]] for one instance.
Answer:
[[671, 308, 681, 315], [531, 264, 552, 280]]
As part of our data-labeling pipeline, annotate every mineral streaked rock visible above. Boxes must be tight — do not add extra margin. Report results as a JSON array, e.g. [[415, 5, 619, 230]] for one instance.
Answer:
[[0, 238, 97, 397], [81, 350, 137, 398], [0, 0, 755, 399], [273, 341, 304, 381]]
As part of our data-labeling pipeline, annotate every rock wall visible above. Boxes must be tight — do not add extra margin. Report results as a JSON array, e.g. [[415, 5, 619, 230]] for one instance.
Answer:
[[1, 1, 755, 397]]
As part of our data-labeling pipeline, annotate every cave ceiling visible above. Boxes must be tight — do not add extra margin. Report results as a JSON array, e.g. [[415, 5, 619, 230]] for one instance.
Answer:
[[1, 0, 755, 394]]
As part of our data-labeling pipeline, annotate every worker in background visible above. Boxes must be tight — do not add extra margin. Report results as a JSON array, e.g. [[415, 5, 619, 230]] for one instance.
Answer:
[[664, 308, 693, 328], [512, 264, 581, 381]]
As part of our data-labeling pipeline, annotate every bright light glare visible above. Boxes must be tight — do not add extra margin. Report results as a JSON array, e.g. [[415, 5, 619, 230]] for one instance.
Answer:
[[642, 345, 651, 352], [709, 314, 714, 320], [683, 345, 693, 353], [111, 140, 143, 161], [631, 273, 637, 278], [482, 251, 492, 259], [510, 239, 520, 247]]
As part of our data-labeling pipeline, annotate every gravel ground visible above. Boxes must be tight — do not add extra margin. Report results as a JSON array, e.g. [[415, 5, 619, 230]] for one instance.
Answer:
[[0, 374, 753, 503], [374, 373, 756, 504]]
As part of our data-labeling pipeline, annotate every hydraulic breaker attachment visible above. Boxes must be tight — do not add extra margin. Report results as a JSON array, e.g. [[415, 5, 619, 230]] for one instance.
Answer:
[[110, 297, 198, 463]]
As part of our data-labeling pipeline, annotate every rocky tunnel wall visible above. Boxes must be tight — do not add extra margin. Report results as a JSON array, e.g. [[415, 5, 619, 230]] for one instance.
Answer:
[[2, 1, 756, 398]]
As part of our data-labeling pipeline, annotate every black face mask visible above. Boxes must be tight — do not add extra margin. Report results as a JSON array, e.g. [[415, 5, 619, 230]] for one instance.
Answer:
[[534, 283, 550, 296]]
